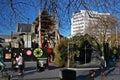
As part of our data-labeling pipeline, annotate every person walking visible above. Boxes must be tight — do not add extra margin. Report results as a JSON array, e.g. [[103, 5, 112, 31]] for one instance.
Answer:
[[16, 53, 23, 75], [100, 59, 106, 80], [86, 70, 95, 80]]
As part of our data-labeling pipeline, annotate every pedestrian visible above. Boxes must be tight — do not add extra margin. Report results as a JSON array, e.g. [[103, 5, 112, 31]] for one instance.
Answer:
[[16, 53, 23, 75], [100, 71, 106, 79], [100, 59, 106, 79], [86, 70, 95, 80], [12, 58, 18, 72]]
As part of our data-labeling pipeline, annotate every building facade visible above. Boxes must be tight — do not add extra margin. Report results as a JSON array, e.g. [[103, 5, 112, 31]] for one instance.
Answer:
[[0, 35, 11, 47], [11, 23, 32, 48], [71, 10, 111, 37]]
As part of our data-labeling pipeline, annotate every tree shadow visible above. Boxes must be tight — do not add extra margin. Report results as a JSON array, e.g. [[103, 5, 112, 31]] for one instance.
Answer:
[[76, 67, 115, 80], [48, 65, 61, 70], [104, 67, 115, 76], [76, 75, 88, 80]]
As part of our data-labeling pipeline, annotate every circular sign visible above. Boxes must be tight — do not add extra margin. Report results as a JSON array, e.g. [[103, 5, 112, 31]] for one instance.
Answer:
[[113, 49, 117, 54], [26, 50, 32, 56], [47, 48, 52, 54], [33, 48, 43, 58]]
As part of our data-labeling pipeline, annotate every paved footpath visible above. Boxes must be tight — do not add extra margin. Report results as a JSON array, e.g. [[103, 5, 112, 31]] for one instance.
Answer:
[[12, 66, 120, 80], [95, 64, 120, 80], [2, 62, 62, 80], [1, 62, 120, 80], [67, 64, 120, 80]]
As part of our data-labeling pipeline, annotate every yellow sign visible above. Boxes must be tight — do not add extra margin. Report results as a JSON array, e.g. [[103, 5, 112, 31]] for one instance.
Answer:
[[33, 48, 43, 58], [113, 49, 117, 54]]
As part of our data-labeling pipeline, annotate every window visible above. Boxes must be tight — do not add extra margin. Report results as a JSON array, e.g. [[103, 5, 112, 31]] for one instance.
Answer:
[[0, 38, 5, 43]]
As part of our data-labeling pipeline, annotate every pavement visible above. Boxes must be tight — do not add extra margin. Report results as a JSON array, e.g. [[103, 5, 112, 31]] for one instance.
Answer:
[[76, 63, 120, 80], [95, 64, 120, 80], [1, 62, 62, 80], [0, 62, 120, 80]]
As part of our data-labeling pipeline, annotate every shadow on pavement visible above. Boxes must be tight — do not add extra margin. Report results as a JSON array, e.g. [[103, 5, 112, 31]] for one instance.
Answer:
[[105, 67, 115, 76], [76, 75, 88, 80], [48, 65, 61, 70], [76, 66, 116, 80], [24, 67, 36, 71]]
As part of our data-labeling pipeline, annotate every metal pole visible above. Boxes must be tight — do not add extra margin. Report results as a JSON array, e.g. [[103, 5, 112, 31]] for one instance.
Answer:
[[28, 18, 29, 24], [39, 10, 42, 48], [27, 18, 29, 48], [116, 26, 118, 48], [27, 32, 28, 48], [85, 46, 86, 64], [84, 44, 89, 64], [67, 42, 70, 68], [11, 31, 13, 47]]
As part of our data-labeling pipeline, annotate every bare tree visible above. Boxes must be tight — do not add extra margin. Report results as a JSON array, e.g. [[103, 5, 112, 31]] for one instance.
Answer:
[[0, 0, 120, 35], [0, 0, 37, 33], [87, 15, 118, 47]]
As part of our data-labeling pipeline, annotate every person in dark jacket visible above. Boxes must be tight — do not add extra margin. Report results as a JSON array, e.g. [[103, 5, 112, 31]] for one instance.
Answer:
[[86, 70, 95, 80]]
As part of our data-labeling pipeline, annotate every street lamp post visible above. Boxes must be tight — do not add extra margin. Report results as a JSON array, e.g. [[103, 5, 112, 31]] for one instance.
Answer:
[[11, 31, 13, 47], [67, 42, 73, 68], [116, 26, 118, 48], [27, 32, 28, 48], [85, 45, 87, 64], [84, 44, 90, 64], [67, 42, 70, 68]]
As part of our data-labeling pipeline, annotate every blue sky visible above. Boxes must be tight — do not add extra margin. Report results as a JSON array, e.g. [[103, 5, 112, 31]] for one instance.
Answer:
[[0, 0, 72, 37], [0, 0, 120, 37]]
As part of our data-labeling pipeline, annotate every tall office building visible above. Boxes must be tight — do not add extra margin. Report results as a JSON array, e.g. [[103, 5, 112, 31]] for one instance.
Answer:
[[71, 10, 111, 37]]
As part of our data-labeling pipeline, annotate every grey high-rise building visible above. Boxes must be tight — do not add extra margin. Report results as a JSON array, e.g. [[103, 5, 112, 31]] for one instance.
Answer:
[[71, 10, 111, 37]]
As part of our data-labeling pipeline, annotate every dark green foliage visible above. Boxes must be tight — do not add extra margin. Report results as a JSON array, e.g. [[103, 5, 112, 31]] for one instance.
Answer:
[[58, 40, 68, 66]]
